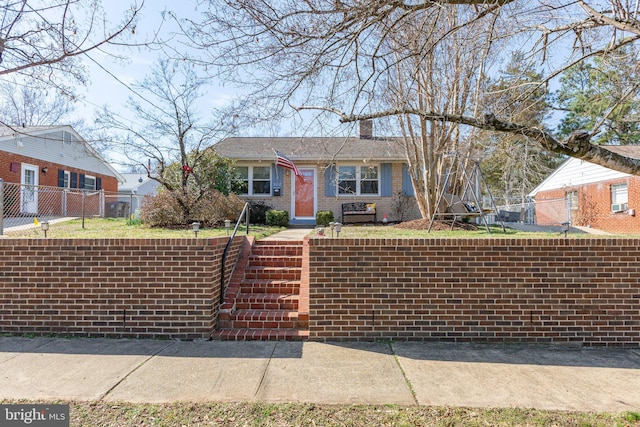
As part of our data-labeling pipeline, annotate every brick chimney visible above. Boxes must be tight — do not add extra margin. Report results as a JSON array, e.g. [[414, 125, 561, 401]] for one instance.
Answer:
[[359, 120, 373, 139]]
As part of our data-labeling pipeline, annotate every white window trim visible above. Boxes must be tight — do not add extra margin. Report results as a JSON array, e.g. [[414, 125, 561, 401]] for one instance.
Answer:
[[84, 175, 97, 191], [611, 183, 628, 212], [238, 165, 271, 196], [336, 164, 380, 196], [63, 171, 70, 188]]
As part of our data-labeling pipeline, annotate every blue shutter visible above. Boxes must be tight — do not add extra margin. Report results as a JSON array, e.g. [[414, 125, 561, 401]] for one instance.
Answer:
[[57, 169, 65, 187], [380, 163, 392, 196], [402, 164, 415, 196], [325, 164, 336, 196], [96, 177, 102, 190], [79, 174, 85, 189], [71, 172, 77, 188], [271, 164, 283, 196]]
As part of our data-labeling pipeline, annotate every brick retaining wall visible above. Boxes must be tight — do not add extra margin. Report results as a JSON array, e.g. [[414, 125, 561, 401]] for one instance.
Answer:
[[0, 237, 243, 339], [306, 238, 640, 346]]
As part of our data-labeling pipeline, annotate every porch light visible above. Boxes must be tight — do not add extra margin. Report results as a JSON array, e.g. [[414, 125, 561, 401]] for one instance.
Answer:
[[192, 222, 200, 238], [41, 221, 50, 238], [41, 166, 48, 174]]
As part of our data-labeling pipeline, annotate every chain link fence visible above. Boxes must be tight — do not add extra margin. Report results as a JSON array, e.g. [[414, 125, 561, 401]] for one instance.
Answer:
[[487, 198, 568, 226], [0, 179, 131, 238]]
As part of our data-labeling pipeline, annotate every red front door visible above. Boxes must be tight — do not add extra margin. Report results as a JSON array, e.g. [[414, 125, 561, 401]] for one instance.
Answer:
[[294, 169, 315, 218]]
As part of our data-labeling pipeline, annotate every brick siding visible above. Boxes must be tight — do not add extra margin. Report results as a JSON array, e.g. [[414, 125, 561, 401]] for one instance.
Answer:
[[0, 236, 243, 339], [0, 151, 119, 191], [305, 237, 640, 346], [535, 176, 640, 233]]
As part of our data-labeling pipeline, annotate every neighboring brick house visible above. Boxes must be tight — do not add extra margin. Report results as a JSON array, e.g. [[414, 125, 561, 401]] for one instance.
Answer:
[[213, 122, 421, 225], [529, 145, 640, 233], [0, 125, 124, 216]]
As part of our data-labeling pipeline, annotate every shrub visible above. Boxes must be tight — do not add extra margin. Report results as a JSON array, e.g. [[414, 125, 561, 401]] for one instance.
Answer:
[[192, 191, 245, 226], [140, 191, 185, 227], [316, 210, 334, 226], [266, 209, 289, 227], [249, 200, 272, 224], [140, 189, 245, 227]]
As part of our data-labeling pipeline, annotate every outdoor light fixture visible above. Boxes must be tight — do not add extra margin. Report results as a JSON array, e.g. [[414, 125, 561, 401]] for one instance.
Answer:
[[334, 222, 342, 237], [329, 221, 335, 238], [192, 222, 200, 238], [138, 177, 143, 183], [562, 222, 570, 238], [224, 219, 231, 236], [41, 221, 50, 238], [41, 166, 48, 174]]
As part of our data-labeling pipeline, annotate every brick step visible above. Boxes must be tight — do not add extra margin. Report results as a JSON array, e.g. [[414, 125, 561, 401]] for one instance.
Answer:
[[217, 309, 304, 330], [235, 293, 299, 310], [212, 328, 309, 341], [251, 249, 303, 258], [251, 243, 303, 257], [240, 280, 301, 295], [248, 255, 302, 268], [243, 266, 301, 281]]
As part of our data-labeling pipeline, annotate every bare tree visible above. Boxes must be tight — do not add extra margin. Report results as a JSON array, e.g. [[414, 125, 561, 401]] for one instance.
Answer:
[[0, 0, 146, 128], [95, 58, 237, 220], [0, 81, 76, 126], [185, 0, 640, 220]]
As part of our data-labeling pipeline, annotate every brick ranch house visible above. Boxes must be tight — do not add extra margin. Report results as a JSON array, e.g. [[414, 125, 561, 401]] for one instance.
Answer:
[[0, 125, 124, 217], [213, 122, 422, 225], [529, 145, 640, 234]]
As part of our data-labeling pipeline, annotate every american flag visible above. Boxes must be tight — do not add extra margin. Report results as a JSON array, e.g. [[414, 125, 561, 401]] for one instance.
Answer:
[[275, 150, 302, 176]]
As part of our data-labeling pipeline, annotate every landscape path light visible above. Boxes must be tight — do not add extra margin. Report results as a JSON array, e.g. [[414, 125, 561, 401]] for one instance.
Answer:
[[41, 221, 50, 238], [192, 222, 200, 238]]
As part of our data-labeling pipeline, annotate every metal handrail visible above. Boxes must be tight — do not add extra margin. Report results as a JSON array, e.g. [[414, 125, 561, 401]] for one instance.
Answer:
[[219, 202, 250, 305]]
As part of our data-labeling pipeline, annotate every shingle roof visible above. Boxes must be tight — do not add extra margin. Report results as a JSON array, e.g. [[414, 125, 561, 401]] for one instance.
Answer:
[[213, 136, 406, 162]]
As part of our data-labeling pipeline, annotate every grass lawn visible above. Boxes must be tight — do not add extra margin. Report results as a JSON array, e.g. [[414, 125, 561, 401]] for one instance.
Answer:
[[15, 217, 640, 239], [323, 223, 637, 239], [15, 217, 286, 239]]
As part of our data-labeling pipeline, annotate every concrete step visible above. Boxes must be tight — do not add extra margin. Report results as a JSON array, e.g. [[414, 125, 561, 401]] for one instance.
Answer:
[[212, 328, 309, 341]]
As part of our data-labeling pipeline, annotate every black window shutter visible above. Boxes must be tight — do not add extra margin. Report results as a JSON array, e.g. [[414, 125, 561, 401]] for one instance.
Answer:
[[79, 174, 85, 189], [96, 177, 102, 190], [71, 172, 77, 188], [58, 169, 65, 187]]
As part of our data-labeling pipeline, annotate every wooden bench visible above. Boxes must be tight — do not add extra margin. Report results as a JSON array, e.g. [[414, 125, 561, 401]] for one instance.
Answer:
[[341, 202, 377, 224]]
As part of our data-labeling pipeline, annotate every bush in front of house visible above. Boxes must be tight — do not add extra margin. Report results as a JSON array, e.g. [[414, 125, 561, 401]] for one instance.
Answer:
[[140, 189, 244, 227], [266, 209, 289, 227], [316, 210, 334, 226], [139, 191, 185, 227], [191, 191, 245, 226], [248, 200, 272, 224]]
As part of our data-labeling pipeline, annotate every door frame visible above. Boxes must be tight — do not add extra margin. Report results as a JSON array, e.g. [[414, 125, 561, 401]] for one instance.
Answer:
[[291, 167, 317, 219], [20, 163, 39, 214]]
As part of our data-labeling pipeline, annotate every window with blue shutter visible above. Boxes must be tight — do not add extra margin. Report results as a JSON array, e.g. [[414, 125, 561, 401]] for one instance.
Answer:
[[71, 172, 77, 188], [58, 169, 65, 187], [79, 174, 85, 189], [96, 177, 102, 190], [325, 164, 337, 196]]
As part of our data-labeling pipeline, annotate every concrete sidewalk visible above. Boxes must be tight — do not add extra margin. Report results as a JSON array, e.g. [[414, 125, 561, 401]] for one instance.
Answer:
[[1, 337, 639, 412]]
